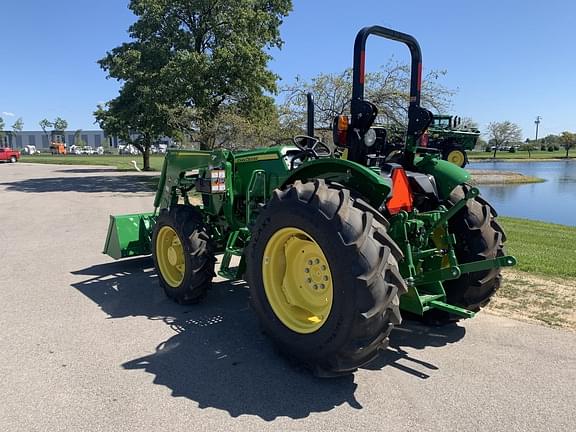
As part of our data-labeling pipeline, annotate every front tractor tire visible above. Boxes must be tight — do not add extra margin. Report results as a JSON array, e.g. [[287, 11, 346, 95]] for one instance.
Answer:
[[436, 185, 506, 320], [247, 180, 407, 376], [152, 205, 216, 304], [10, 156, 17, 163]]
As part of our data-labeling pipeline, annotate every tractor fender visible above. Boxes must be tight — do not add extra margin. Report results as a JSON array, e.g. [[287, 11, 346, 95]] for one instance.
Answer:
[[281, 159, 391, 208], [414, 156, 471, 199]]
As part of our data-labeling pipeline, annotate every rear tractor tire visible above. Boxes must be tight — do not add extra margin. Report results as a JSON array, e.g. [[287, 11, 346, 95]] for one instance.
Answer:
[[152, 205, 216, 304], [247, 180, 407, 376], [427, 185, 506, 323]]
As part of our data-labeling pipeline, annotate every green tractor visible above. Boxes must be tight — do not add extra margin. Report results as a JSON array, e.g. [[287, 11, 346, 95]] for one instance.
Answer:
[[104, 26, 515, 376], [425, 115, 481, 167], [381, 115, 480, 168]]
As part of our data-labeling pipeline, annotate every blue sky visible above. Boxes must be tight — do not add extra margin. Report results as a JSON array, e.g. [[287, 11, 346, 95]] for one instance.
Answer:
[[1, 0, 574, 139]]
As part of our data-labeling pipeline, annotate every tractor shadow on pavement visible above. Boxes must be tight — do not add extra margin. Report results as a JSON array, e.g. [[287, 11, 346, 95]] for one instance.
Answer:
[[364, 320, 466, 379], [1, 174, 156, 193], [71, 258, 466, 420]]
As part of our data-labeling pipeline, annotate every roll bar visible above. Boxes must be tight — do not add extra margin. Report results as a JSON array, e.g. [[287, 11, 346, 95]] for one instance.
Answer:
[[352, 25, 422, 109], [348, 26, 431, 166]]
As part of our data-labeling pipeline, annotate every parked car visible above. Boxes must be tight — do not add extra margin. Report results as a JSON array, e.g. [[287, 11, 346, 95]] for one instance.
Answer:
[[490, 144, 521, 152], [151, 144, 167, 154], [118, 144, 140, 155], [0, 148, 21, 163], [22, 145, 40, 155]]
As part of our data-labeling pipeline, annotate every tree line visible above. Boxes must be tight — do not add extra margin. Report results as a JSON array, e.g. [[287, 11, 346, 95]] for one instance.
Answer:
[[486, 121, 575, 158]]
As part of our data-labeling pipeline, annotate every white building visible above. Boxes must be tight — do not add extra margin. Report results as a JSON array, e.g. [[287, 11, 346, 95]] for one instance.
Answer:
[[0, 130, 117, 149]]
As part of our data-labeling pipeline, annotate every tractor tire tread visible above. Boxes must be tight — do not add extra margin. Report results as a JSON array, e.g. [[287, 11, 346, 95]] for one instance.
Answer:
[[152, 205, 216, 305], [442, 184, 506, 313], [247, 179, 406, 376]]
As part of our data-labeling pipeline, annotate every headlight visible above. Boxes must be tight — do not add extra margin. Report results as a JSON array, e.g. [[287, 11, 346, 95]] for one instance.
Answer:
[[364, 128, 377, 147]]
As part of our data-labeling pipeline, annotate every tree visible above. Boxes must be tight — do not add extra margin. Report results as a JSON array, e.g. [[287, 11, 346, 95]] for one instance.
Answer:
[[53, 117, 68, 132], [559, 131, 576, 158], [95, 80, 171, 169], [166, 94, 289, 150], [11, 118, 23, 148], [39, 118, 68, 147], [281, 61, 455, 132], [97, 0, 293, 163], [74, 129, 86, 148], [202, 101, 290, 150], [486, 121, 522, 158], [39, 118, 53, 147], [521, 138, 536, 157], [541, 134, 561, 151], [460, 117, 479, 130]]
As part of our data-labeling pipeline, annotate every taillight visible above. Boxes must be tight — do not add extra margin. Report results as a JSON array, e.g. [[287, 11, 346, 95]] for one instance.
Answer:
[[333, 115, 349, 147], [386, 168, 414, 215]]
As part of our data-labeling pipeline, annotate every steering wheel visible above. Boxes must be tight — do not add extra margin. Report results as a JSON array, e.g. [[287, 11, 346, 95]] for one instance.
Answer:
[[292, 135, 332, 158]]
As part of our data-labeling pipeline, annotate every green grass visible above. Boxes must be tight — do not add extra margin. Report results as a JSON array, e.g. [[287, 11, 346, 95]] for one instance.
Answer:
[[500, 217, 576, 278], [20, 154, 165, 171], [469, 150, 574, 161]]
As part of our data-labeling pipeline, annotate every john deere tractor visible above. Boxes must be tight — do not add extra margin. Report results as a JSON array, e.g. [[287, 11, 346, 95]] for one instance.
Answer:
[[104, 26, 515, 376], [425, 115, 481, 167]]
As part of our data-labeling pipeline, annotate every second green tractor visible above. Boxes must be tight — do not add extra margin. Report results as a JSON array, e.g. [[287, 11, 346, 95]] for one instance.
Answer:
[[104, 26, 515, 376]]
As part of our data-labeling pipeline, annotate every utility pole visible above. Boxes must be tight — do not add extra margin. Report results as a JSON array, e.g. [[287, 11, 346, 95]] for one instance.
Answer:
[[532, 116, 541, 159]]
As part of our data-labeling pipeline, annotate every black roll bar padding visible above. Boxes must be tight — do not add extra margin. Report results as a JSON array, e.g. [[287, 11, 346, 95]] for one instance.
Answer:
[[306, 92, 315, 147]]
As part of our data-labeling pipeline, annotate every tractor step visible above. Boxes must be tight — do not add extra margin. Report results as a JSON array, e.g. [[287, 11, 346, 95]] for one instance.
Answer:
[[428, 300, 475, 318], [217, 229, 249, 280], [218, 267, 241, 280]]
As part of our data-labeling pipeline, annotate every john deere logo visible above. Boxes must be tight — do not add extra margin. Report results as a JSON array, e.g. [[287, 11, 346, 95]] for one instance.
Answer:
[[236, 154, 279, 163]]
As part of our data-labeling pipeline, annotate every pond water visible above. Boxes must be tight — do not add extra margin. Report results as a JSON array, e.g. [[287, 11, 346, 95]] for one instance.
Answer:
[[468, 160, 576, 226]]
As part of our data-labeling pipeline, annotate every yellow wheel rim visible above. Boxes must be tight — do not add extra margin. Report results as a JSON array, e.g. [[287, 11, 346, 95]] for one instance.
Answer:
[[262, 227, 333, 334], [447, 149, 466, 167], [155, 226, 186, 288]]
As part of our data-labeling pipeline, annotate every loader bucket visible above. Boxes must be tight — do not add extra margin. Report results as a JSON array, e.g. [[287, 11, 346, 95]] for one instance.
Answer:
[[103, 212, 156, 259]]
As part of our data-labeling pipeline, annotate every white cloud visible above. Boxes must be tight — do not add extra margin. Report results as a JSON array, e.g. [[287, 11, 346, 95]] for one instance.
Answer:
[[2, 112, 15, 117]]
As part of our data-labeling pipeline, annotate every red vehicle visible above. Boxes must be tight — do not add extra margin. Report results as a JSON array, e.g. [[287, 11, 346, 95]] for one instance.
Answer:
[[0, 148, 21, 163]]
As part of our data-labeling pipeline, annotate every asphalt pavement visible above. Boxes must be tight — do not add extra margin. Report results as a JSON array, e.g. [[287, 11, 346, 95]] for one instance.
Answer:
[[1, 163, 574, 432]]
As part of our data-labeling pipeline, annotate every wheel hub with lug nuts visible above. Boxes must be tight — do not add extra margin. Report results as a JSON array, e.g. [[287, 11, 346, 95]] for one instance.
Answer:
[[262, 227, 334, 334]]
